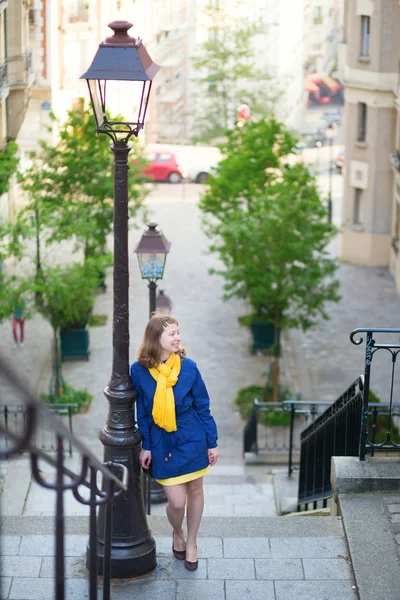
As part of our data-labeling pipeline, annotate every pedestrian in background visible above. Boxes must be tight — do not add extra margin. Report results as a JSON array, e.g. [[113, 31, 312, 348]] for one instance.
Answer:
[[130, 314, 219, 571], [12, 295, 26, 348]]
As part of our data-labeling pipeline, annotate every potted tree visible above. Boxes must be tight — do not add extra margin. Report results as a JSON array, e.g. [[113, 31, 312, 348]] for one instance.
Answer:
[[200, 118, 341, 402], [36, 261, 99, 361]]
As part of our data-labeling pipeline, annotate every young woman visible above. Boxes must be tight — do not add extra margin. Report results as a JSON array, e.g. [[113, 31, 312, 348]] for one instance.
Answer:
[[130, 314, 219, 571]]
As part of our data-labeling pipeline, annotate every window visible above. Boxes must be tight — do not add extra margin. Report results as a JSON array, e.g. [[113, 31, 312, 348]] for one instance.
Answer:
[[313, 6, 323, 24], [353, 188, 362, 226], [360, 16, 370, 57], [156, 153, 173, 163], [357, 102, 367, 143]]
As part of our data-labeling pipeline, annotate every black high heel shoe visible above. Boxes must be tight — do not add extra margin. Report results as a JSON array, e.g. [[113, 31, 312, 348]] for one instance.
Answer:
[[184, 558, 198, 571], [184, 546, 198, 571], [172, 533, 186, 560]]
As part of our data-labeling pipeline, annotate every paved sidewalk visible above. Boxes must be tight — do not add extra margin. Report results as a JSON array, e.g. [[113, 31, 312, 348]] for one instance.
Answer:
[[0, 516, 357, 600]]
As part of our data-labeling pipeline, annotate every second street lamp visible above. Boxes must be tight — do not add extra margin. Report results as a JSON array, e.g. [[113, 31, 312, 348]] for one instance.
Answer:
[[134, 223, 171, 319], [81, 20, 160, 577]]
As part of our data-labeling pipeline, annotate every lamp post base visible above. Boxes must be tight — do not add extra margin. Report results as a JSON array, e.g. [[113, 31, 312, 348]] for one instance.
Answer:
[[93, 538, 156, 578]]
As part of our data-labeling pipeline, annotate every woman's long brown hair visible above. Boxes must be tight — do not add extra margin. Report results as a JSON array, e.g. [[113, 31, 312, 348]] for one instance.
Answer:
[[136, 315, 186, 368]]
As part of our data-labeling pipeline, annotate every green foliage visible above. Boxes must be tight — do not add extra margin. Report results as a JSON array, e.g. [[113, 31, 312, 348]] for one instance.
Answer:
[[191, 1, 277, 142], [0, 141, 19, 196], [235, 383, 292, 426], [17, 101, 148, 259], [88, 313, 108, 327], [36, 260, 100, 330], [41, 381, 93, 413], [199, 118, 340, 331]]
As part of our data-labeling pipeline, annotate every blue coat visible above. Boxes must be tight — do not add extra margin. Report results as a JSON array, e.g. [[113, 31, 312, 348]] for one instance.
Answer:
[[130, 357, 218, 480]]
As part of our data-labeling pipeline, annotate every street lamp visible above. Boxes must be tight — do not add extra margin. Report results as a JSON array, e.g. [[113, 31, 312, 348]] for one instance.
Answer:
[[81, 20, 160, 578], [315, 140, 322, 174], [325, 123, 337, 224], [134, 223, 171, 504], [134, 223, 171, 319], [156, 289, 173, 314]]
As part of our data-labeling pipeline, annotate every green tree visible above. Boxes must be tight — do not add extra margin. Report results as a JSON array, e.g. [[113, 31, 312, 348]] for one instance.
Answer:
[[191, 1, 277, 142], [0, 141, 19, 196], [17, 101, 148, 260], [199, 118, 340, 401]]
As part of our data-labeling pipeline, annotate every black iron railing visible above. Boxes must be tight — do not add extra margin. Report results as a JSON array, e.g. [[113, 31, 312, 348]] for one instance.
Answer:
[[0, 357, 131, 600], [351, 328, 400, 459], [1, 402, 77, 455], [297, 376, 364, 510], [243, 399, 331, 475]]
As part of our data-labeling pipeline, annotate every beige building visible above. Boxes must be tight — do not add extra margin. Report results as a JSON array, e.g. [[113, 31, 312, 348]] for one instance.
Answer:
[[339, 0, 400, 271], [0, 1, 34, 221], [304, 0, 344, 75]]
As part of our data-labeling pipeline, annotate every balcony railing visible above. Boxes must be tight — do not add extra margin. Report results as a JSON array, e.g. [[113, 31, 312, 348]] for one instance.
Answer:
[[7, 50, 34, 87], [0, 61, 7, 89], [390, 151, 400, 172]]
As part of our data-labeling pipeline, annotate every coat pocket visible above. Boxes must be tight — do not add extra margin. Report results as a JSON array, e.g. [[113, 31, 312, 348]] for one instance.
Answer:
[[176, 423, 205, 444], [150, 425, 163, 448]]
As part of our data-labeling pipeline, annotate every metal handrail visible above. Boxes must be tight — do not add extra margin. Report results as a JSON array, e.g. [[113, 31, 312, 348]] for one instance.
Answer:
[[0, 356, 131, 600], [0, 356, 126, 491], [351, 327, 400, 459]]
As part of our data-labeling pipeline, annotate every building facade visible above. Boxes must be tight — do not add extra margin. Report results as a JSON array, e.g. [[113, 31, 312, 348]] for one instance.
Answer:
[[304, 0, 344, 75], [339, 0, 400, 269]]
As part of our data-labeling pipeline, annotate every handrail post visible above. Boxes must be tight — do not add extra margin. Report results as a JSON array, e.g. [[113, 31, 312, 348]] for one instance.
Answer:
[[359, 331, 372, 460], [288, 403, 295, 476]]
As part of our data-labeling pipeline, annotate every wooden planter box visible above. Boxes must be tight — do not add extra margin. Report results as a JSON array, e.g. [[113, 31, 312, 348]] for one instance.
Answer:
[[60, 327, 90, 361], [251, 320, 278, 352]]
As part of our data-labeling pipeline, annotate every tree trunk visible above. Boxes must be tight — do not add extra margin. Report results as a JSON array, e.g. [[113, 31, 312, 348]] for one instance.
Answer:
[[52, 327, 64, 397], [34, 208, 43, 308], [272, 305, 281, 403]]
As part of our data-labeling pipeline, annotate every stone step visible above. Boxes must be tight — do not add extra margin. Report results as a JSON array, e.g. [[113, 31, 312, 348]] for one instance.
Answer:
[[0, 516, 356, 600], [0, 458, 280, 518]]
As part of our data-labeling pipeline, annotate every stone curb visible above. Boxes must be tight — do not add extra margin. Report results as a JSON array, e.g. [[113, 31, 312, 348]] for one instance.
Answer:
[[1, 515, 345, 537]]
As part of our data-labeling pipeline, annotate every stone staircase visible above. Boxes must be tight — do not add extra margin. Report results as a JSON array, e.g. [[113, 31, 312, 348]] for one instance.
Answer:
[[0, 455, 359, 600], [1, 514, 356, 600]]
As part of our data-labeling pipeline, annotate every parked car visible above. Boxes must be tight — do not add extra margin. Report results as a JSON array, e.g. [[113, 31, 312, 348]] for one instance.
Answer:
[[334, 149, 344, 174], [143, 151, 185, 183], [144, 143, 222, 184]]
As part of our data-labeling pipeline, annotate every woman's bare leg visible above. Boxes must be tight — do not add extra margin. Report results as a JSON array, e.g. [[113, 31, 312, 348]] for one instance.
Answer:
[[164, 484, 187, 551], [185, 477, 204, 562]]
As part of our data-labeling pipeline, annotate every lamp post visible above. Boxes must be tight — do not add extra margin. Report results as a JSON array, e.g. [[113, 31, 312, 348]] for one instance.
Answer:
[[134, 222, 171, 504], [315, 140, 322, 174], [325, 123, 337, 224], [81, 20, 160, 578]]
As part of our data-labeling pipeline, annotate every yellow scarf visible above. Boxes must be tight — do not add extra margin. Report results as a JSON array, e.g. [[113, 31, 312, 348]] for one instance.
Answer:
[[149, 352, 181, 432]]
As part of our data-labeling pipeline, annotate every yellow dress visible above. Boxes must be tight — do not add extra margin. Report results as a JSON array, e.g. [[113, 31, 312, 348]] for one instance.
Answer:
[[156, 466, 210, 486]]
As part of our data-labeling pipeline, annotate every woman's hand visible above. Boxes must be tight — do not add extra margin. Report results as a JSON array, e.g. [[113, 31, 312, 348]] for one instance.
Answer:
[[140, 449, 152, 469], [208, 448, 219, 467]]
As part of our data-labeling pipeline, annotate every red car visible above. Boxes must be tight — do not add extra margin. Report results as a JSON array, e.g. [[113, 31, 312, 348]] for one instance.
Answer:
[[143, 151, 185, 183]]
